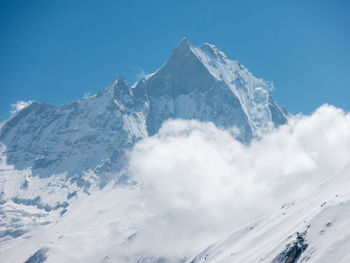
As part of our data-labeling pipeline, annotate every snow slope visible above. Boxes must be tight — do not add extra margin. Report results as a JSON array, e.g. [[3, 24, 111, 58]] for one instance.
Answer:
[[188, 163, 350, 263], [1, 158, 349, 263], [0, 184, 148, 263]]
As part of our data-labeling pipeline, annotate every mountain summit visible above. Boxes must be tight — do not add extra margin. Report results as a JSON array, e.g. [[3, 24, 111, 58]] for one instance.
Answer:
[[0, 38, 287, 207], [143, 38, 287, 137]]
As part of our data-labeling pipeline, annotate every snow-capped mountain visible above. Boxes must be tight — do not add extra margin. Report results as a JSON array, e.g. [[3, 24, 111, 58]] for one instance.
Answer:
[[0, 38, 286, 203], [0, 38, 290, 262], [144, 38, 287, 139], [1, 38, 350, 263]]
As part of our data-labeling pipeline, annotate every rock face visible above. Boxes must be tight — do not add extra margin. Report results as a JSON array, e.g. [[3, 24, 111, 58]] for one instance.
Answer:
[[272, 231, 308, 263], [0, 38, 287, 181]]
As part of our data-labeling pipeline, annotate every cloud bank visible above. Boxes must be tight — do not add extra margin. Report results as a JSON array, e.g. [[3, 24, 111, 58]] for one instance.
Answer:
[[125, 104, 350, 260], [9, 104, 349, 262]]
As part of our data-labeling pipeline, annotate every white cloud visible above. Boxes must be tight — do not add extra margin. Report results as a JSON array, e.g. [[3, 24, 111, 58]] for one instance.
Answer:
[[8, 104, 349, 262], [10, 100, 33, 115], [125, 104, 350, 260]]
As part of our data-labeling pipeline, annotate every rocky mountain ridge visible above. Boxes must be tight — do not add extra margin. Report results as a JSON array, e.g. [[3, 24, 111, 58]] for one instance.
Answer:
[[0, 38, 287, 182]]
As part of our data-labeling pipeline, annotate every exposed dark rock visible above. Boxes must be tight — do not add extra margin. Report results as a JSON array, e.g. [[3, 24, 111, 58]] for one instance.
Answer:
[[24, 247, 49, 263], [0, 228, 28, 238], [11, 196, 69, 212], [272, 231, 308, 263]]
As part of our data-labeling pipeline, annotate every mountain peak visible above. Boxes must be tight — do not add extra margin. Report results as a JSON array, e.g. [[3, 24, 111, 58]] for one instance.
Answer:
[[97, 75, 130, 100], [116, 75, 127, 83], [171, 37, 193, 57], [144, 39, 287, 137], [178, 37, 191, 47]]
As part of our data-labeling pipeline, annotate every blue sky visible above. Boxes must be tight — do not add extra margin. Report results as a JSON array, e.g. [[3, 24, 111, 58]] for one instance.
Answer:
[[1, 0, 349, 120]]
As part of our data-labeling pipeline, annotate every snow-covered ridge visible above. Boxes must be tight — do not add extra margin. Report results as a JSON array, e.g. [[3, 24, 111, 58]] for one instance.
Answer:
[[189, 40, 282, 135], [188, 163, 350, 263]]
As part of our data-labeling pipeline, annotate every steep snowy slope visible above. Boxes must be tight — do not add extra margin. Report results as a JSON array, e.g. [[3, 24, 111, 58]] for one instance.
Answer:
[[144, 38, 287, 140], [0, 183, 148, 263], [188, 163, 350, 263]]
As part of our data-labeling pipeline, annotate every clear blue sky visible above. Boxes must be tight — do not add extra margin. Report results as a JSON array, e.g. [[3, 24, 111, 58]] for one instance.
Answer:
[[1, 0, 349, 120]]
